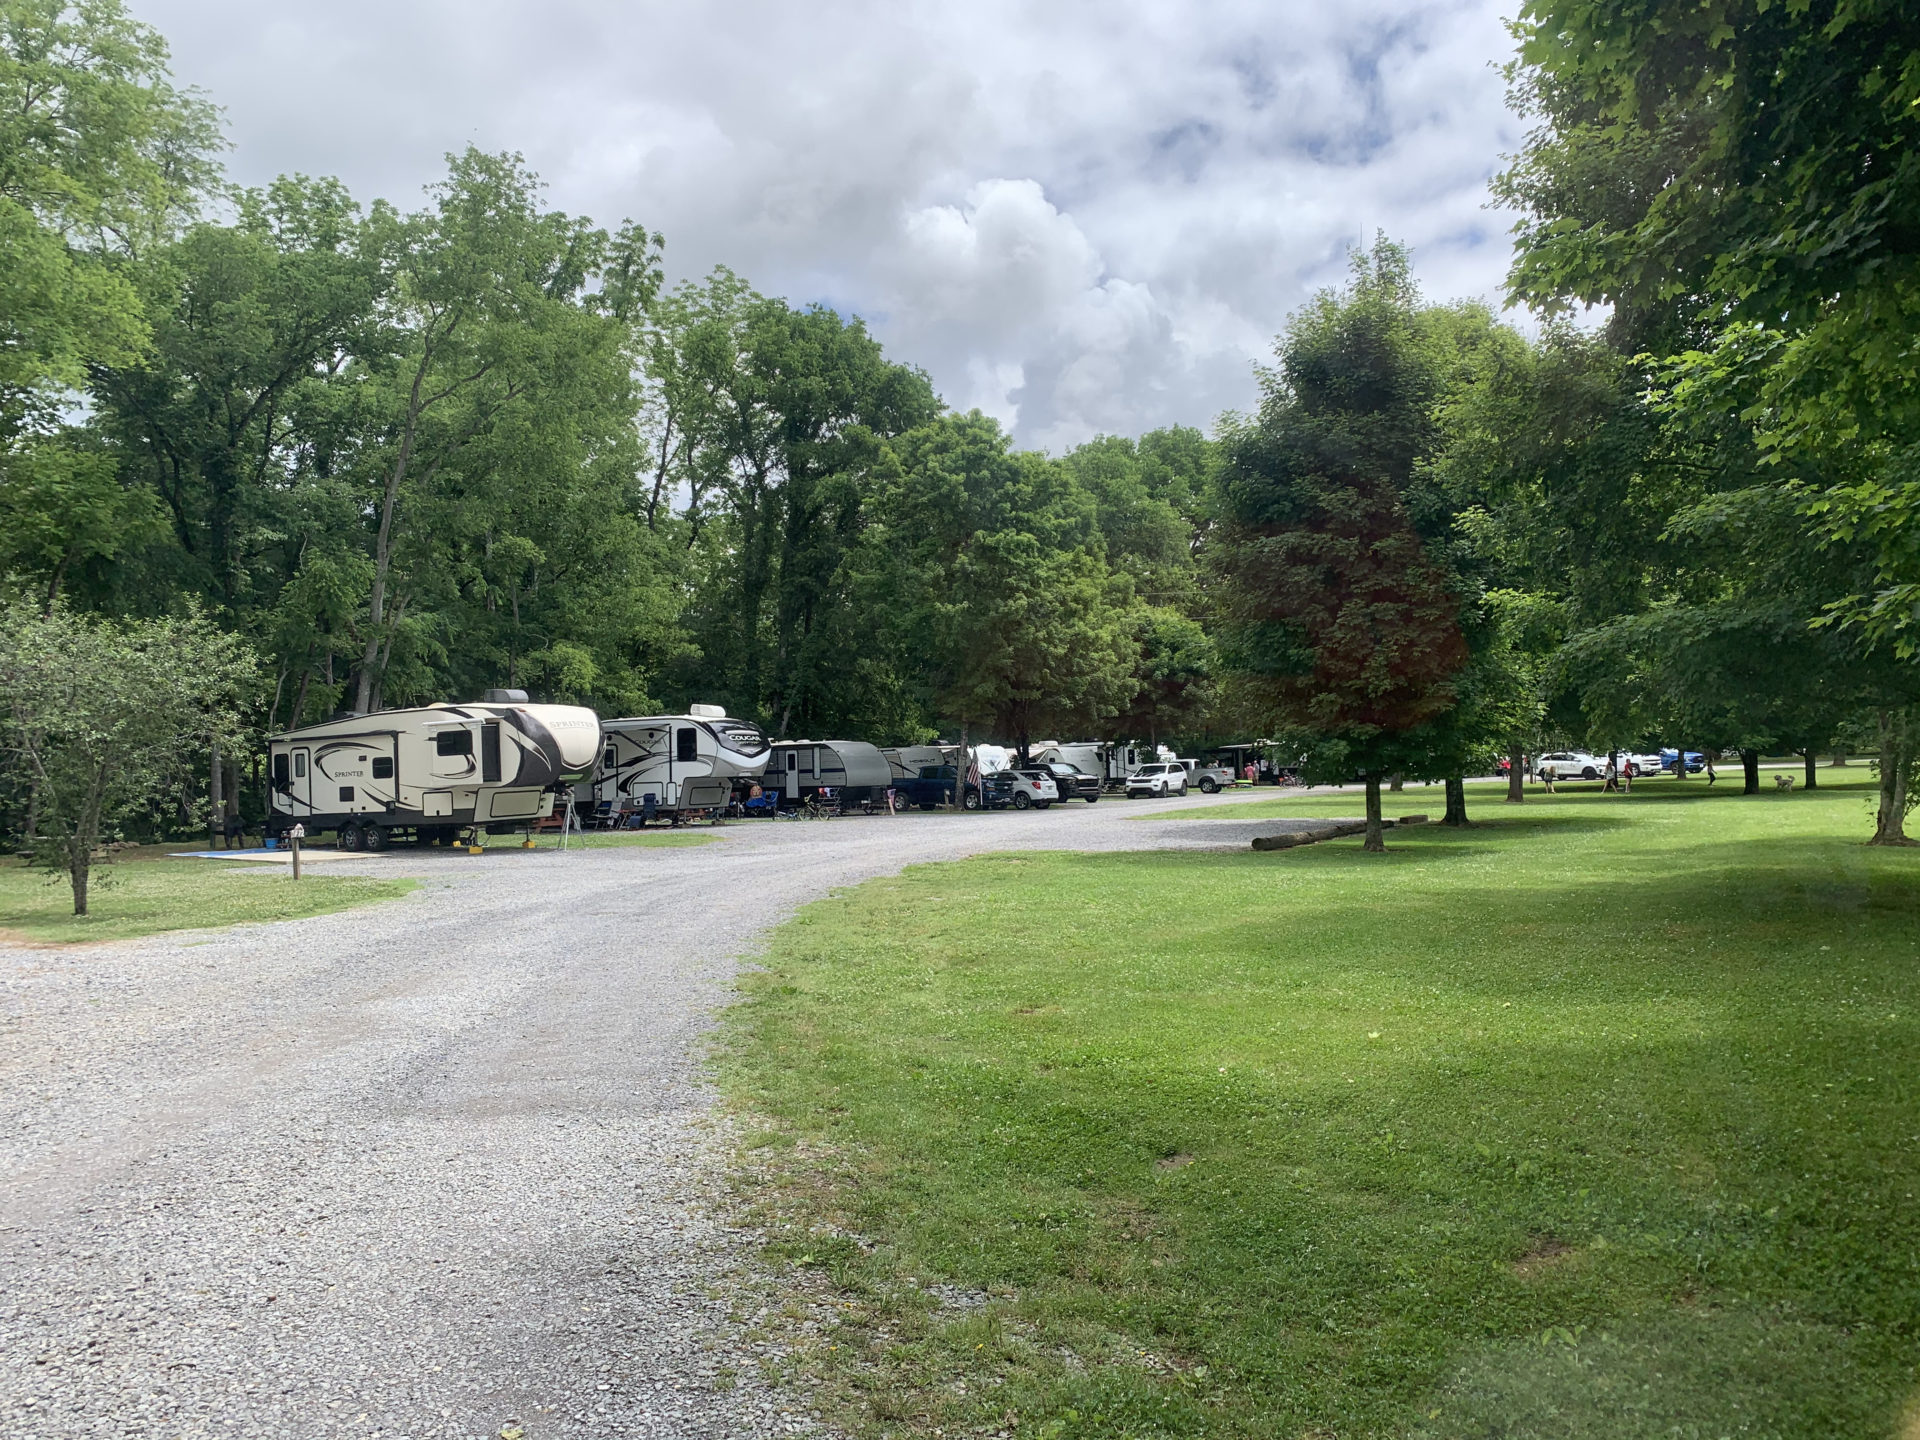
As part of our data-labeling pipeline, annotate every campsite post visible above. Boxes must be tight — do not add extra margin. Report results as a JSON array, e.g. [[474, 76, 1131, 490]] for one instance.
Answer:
[[289, 823, 305, 880]]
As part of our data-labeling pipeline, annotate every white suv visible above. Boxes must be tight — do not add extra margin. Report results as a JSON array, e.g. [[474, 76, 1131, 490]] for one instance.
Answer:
[[1537, 751, 1605, 781], [1126, 762, 1189, 798]]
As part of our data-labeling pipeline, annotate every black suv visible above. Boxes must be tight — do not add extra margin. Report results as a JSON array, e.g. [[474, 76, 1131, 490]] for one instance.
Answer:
[[1037, 761, 1101, 802]]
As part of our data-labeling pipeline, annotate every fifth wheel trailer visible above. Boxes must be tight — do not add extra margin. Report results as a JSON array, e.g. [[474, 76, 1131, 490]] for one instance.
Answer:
[[583, 705, 772, 821], [266, 691, 602, 850]]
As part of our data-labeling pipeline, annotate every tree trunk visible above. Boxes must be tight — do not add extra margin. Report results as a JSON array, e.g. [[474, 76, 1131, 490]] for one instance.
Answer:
[[953, 722, 967, 812], [1804, 750, 1818, 791], [1741, 749, 1760, 795], [70, 852, 88, 916], [1506, 747, 1525, 803], [1833, 750, 1849, 767], [1389, 773, 1404, 792], [1443, 774, 1468, 826], [1363, 773, 1384, 853], [209, 739, 223, 849], [1871, 709, 1915, 846]]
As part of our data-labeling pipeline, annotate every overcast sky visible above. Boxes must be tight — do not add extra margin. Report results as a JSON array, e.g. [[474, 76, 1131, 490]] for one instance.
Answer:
[[136, 0, 1524, 451]]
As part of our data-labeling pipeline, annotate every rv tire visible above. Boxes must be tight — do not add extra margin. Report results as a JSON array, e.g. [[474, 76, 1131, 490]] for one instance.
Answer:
[[362, 824, 387, 852], [339, 821, 363, 852]]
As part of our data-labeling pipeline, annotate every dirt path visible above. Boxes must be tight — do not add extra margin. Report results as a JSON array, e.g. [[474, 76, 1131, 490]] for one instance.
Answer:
[[0, 789, 1332, 1438]]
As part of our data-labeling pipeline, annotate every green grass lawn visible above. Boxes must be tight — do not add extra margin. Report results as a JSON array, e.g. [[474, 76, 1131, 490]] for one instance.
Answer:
[[722, 778, 1920, 1439], [0, 854, 417, 945]]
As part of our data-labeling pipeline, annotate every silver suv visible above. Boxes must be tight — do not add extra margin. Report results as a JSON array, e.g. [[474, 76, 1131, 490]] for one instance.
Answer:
[[1126, 762, 1189, 798]]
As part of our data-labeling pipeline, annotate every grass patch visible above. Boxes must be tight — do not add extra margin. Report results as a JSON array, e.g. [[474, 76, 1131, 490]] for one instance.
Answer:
[[721, 779, 1920, 1439], [0, 855, 416, 945]]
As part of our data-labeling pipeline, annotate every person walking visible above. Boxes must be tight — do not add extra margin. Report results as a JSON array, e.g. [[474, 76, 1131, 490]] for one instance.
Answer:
[[1621, 757, 1634, 793], [1705, 754, 1717, 786]]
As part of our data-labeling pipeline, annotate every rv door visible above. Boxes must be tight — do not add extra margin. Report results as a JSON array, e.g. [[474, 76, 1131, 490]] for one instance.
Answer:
[[288, 746, 312, 814], [783, 749, 800, 799]]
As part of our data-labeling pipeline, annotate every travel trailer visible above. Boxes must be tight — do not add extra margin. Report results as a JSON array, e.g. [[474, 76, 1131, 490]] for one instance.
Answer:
[[1032, 741, 1173, 791], [266, 690, 602, 850], [585, 704, 771, 820], [765, 740, 894, 806], [881, 743, 1012, 781]]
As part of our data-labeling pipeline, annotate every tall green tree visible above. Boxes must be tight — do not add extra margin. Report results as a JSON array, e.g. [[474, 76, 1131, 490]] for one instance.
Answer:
[[1214, 242, 1471, 850], [885, 413, 1142, 761]]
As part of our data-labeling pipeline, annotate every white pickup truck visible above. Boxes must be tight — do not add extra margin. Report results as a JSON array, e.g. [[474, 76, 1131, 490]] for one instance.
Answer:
[[1176, 758, 1239, 793]]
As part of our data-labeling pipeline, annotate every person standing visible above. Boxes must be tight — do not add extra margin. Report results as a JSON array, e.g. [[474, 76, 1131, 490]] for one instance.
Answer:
[[1621, 757, 1634, 793], [1603, 755, 1619, 792], [1539, 760, 1557, 794]]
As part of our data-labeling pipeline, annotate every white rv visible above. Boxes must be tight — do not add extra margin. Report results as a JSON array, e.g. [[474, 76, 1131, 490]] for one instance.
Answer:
[[881, 744, 1011, 781], [267, 690, 602, 850], [766, 740, 893, 806], [585, 704, 771, 820], [1032, 741, 1172, 791]]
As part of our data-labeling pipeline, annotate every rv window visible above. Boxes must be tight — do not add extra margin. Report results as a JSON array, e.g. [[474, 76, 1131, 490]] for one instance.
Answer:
[[371, 757, 394, 780], [294, 753, 306, 778], [272, 753, 290, 791], [339, 786, 355, 801], [435, 729, 473, 757], [602, 743, 617, 771], [676, 726, 698, 763], [787, 752, 798, 771]]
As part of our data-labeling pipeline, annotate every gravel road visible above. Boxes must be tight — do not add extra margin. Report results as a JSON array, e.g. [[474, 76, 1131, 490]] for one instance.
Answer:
[[0, 790, 1347, 1438]]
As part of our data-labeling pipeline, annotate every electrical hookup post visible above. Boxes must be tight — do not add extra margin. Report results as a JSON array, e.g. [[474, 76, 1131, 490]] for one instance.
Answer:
[[288, 822, 306, 880]]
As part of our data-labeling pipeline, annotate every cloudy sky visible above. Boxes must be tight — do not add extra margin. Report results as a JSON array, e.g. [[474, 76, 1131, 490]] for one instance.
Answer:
[[137, 0, 1524, 451]]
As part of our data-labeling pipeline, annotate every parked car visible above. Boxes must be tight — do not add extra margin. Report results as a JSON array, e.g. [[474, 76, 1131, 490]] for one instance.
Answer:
[[987, 769, 1060, 809], [1126, 762, 1189, 798], [1183, 758, 1238, 793], [1037, 761, 1101, 803], [1660, 748, 1706, 773], [1536, 750, 1606, 781], [1623, 751, 1665, 778], [894, 764, 981, 810]]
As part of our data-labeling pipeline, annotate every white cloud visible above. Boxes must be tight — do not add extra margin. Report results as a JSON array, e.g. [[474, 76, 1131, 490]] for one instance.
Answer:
[[135, 0, 1525, 448]]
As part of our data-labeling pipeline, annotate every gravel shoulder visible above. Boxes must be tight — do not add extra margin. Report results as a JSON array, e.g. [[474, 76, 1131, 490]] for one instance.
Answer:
[[0, 789, 1326, 1438]]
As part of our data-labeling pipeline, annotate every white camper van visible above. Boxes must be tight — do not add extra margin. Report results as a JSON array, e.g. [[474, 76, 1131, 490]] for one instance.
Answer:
[[586, 704, 771, 820], [766, 740, 893, 807], [267, 690, 601, 850]]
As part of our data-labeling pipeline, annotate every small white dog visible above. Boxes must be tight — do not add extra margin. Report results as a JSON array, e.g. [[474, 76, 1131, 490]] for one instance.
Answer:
[[1775, 773, 1796, 791]]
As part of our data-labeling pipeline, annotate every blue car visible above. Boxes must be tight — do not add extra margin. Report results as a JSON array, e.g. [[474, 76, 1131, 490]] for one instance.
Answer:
[[1659, 748, 1706, 773]]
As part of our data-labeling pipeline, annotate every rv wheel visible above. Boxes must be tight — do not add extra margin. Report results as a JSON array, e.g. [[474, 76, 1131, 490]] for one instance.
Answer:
[[339, 821, 363, 852], [362, 824, 387, 852]]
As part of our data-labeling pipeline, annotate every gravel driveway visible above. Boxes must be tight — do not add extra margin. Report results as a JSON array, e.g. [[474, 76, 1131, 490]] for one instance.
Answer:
[[0, 790, 1342, 1438]]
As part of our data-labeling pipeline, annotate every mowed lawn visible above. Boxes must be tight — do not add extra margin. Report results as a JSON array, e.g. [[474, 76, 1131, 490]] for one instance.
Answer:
[[0, 852, 417, 944], [723, 777, 1920, 1439]]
